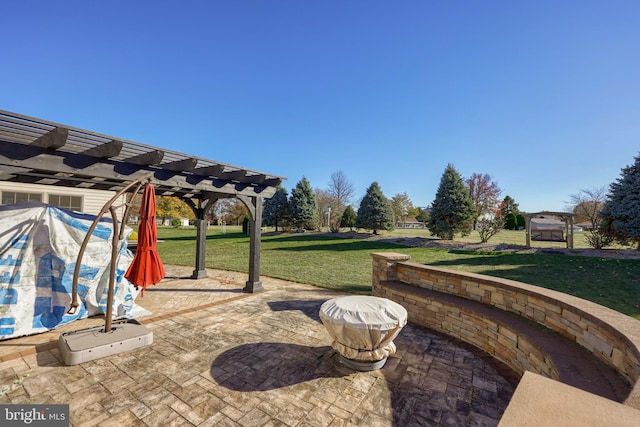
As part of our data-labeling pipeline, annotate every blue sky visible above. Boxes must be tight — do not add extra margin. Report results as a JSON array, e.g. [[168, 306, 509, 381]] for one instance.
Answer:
[[2, 1, 639, 213]]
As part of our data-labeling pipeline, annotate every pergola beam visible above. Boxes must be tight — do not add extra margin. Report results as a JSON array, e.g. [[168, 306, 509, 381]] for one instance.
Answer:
[[220, 169, 247, 181], [193, 165, 224, 176], [30, 127, 68, 149], [81, 140, 122, 158], [163, 157, 198, 171], [0, 141, 276, 198], [126, 150, 164, 165]]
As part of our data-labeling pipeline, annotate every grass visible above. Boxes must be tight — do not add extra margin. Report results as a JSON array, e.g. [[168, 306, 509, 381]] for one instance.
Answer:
[[155, 226, 640, 320]]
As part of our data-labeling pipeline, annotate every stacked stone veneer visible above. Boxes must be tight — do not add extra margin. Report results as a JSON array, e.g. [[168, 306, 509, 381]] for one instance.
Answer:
[[371, 252, 640, 409]]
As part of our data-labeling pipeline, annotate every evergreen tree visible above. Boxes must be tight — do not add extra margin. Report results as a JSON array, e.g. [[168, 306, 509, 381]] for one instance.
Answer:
[[498, 195, 520, 217], [356, 182, 394, 234], [340, 205, 357, 231], [600, 154, 640, 249], [428, 164, 477, 239], [289, 177, 317, 229], [498, 195, 522, 230], [262, 185, 289, 231]]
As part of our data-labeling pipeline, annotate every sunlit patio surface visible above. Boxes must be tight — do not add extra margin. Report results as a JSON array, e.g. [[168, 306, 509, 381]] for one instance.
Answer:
[[0, 265, 518, 426]]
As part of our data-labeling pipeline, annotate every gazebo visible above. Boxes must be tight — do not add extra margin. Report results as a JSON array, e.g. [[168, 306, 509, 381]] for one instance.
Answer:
[[0, 109, 285, 292]]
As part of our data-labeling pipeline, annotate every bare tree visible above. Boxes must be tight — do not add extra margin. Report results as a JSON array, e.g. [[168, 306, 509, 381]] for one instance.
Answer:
[[320, 171, 355, 232], [315, 188, 333, 231], [567, 186, 612, 249], [465, 173, 502, 228], [567, 186, 607, 230], [328, 170, 355, 207], [214, 198, 249, 226], [476, 217, 505, 243]]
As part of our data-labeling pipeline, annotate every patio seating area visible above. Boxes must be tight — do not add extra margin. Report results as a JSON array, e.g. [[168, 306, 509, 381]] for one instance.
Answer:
[[0, 265, 517, 426]]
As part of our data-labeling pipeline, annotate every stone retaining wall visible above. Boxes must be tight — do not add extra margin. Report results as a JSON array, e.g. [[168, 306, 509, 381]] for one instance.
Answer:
[[371, 252, 640, 409]]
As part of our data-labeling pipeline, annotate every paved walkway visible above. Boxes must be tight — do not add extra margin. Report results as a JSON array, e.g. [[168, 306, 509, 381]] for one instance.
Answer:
[[0, 266, 518, 426]]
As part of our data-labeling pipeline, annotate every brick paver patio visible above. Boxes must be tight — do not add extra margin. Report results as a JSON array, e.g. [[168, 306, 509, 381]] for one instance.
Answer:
[[0, 265, 517, 426]]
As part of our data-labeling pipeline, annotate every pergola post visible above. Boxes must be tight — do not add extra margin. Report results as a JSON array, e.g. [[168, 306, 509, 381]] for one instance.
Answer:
[[185, 197, 218, 279], [238, 195, 264, 293], [568, 215, 574, 249]]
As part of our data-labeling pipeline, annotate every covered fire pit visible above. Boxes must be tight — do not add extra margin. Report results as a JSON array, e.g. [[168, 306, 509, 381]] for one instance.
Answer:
[[319, 295, 408, 371]]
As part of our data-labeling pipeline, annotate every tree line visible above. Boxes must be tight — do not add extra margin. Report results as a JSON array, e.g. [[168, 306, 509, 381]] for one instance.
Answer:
[[261, 166, 515, 240], [150, 152, 640, 250]]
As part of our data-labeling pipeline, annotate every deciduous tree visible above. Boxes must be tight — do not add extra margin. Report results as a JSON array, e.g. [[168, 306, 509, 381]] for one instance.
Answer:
[[428, 164, 477, 239], [476, 217, 505, 243], [315, 188, 336, 231], [416, 207, 430, 224], [465, 173, 501, 228], [322, 170, 356, 232], [567, 187, 607, 230], [214, 198, 249, 226], [156, 196, 195, 223], [328, 170, 355, 207], [390, 192, 413, 227], [568, 186, 612, 249]]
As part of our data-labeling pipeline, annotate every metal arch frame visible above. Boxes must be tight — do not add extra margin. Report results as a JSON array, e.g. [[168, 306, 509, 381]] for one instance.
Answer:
[[67, 174, 152, 332]]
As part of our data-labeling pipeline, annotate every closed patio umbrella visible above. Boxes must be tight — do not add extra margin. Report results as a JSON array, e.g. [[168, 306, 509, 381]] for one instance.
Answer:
[[125, 183, 165, 295]]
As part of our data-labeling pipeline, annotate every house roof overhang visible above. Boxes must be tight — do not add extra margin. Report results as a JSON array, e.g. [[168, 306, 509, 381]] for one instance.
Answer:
[[0, 110, 285, 200]]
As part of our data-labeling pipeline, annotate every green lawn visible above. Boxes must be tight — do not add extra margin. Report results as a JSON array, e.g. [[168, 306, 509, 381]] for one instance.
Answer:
[[154, 226, 640, 320]]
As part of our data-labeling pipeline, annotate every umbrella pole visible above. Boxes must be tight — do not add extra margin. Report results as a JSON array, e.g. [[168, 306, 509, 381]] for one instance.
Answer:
[[104, 206, 120, 332]]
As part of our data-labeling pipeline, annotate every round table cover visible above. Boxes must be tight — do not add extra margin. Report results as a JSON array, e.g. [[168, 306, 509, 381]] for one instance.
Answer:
[[320, 296, 408, 361]]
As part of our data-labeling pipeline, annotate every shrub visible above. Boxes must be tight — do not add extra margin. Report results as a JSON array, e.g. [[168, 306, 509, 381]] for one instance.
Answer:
[[477, 217, 505, 243], [585, 229, 614, 249]]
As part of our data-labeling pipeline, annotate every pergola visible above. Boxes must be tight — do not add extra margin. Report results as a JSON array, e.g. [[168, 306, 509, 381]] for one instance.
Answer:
[[0, 109, 285, 292], [524, 211, 575, 249]]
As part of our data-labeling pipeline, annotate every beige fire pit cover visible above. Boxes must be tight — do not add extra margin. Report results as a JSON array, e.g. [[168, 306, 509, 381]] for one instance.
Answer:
[[319, 295, 408, 362]]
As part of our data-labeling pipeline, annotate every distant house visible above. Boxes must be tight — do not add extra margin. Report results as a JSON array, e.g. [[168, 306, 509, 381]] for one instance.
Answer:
[[0, 181, 126, 216], [160, 218, 191, 227], [395, 218, 425, 229]]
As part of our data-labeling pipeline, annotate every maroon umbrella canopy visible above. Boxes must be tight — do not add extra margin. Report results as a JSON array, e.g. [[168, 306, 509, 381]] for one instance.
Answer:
[[125, 183, 165, 295]]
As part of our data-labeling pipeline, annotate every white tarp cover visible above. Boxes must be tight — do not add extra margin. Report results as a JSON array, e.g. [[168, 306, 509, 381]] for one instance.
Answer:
[[0, 202, 147, 340], [320, 295, 408, 361]]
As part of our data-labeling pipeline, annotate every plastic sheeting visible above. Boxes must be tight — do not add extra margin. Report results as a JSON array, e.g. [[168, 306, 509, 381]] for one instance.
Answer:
[[319, 295, 408, 361], [0, 202, 149, 340]]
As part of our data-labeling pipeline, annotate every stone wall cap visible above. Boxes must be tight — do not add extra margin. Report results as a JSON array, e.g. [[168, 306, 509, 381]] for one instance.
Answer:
[[499, 371, 640, 426], [371, 252, 411, 260]]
